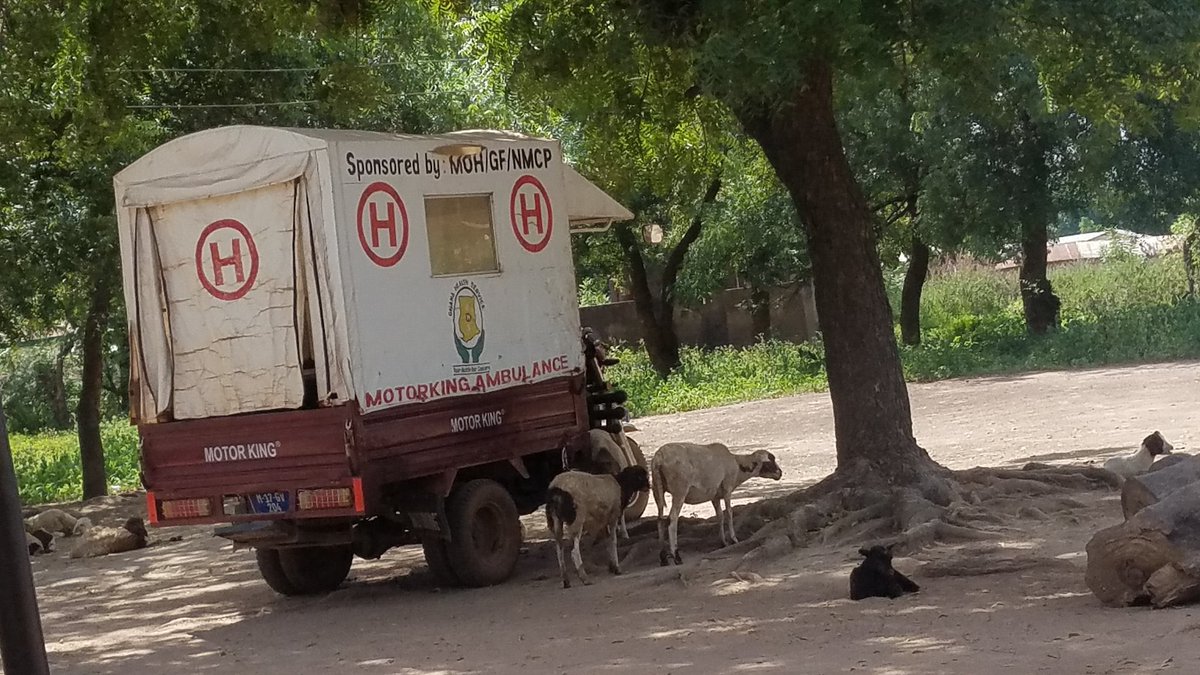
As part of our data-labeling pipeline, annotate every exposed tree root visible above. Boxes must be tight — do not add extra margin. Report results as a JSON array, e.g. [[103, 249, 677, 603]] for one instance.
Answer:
[[918, 543, 1079, 578], [617, 461, 1119, 575]]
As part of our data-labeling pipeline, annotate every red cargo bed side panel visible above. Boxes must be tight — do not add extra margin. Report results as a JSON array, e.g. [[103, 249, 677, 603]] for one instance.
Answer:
[[357, 375, 587, 483]]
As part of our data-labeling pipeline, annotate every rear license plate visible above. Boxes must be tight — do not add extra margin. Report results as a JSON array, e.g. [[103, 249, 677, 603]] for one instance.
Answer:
[[249, 491, 290, 514]]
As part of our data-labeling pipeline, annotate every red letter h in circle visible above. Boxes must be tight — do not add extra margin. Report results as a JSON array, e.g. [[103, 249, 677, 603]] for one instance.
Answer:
[[209, 239, 244, 286], [519, 192, 544, 235], [370, 201, 397, 248]]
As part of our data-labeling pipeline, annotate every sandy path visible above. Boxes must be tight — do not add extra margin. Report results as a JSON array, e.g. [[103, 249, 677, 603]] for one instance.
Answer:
[[16, 361, 1200, 675]]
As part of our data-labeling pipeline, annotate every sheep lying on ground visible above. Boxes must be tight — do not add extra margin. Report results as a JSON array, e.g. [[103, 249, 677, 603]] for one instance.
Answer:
[[69, 517, 148, 559], [652, 443, 783, 566], [25, 508, 86, 537], [545, 466, 650, 588], [26, 529, 54, 555], [849, 544, 920, 600], [1103, 431, 1173, 479]]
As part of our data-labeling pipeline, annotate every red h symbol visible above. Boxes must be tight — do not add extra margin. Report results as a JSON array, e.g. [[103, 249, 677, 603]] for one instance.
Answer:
[[518, 191, 544, 235], [209, 239, 245, 287], [369, 201, 397, 248]]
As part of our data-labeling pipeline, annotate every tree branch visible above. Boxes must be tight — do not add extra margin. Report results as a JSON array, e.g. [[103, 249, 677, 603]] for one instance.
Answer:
[[660, 176, 723, 310], [871, 194, 907, 214]]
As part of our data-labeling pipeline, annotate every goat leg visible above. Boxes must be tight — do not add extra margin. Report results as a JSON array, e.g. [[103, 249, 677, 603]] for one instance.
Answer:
[[656, 491, 671, 566], [668, 496, 685, 565], [557, 539, 571, 589], [713, 498, 727, 546], [608, 522, 621, 576], [894, 570, 920, 594], [725, 494, 738, 544], [571, 536, 592, 585]]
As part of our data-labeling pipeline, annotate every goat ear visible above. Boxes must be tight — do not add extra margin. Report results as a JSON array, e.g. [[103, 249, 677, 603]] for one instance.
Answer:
[[858, 547, 870, 557]]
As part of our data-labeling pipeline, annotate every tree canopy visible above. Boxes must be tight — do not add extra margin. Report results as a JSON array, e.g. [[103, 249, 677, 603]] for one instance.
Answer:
[[3, 0, 1200, 500]]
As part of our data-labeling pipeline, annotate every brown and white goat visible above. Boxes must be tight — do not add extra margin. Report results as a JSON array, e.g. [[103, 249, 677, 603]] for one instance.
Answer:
[[574, 429, 646, 538], [545, 466, 650, 588]]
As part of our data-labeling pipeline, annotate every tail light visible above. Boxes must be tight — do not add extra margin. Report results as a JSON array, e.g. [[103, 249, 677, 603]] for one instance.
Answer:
[[298, 487, 354, 511], [160, 497, 212, 520], [146, 491, 159, 525]]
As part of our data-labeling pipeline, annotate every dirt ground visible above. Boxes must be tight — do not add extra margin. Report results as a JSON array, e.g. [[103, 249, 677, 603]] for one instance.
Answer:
[[15, 361, 1200, 674]]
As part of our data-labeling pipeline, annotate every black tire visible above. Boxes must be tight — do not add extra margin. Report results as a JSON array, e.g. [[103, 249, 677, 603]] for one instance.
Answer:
[[421, 535, 461, 587], [275, 545, 353, 595], [445, 479, 522, 587], [623, 438, 650, 522], [255, 547, 300, 595], [588, 389, 628, 405]]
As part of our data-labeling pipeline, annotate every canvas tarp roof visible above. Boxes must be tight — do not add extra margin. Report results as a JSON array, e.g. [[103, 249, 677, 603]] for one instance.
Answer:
[[114, 125, 630, 422]]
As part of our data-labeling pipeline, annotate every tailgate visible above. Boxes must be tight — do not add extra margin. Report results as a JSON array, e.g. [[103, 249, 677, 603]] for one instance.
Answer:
[[140, 406, 354, 495]]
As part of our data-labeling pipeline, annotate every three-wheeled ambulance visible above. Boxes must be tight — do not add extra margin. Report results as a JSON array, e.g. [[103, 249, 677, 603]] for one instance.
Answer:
[[113, 125, 637, 594]]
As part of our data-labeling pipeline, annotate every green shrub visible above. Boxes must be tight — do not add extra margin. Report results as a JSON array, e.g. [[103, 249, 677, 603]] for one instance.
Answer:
[[10, 419, 139, 505], [607, 254, 1200, 417], [608, 340, 826, 417]]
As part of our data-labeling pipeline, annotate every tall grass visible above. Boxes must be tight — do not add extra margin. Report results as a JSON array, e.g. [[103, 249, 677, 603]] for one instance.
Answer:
[[902, 253, 1200, 380], [607, 341, 827, 416]]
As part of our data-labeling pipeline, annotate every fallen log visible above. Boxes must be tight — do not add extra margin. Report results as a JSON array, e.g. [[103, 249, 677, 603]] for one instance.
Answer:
[[1120, 455, 1200, 520], [1087, 481, 1200, 608]]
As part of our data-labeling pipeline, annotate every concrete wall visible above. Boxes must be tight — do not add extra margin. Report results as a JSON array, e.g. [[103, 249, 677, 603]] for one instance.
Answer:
[[579, 284, 819, 348]]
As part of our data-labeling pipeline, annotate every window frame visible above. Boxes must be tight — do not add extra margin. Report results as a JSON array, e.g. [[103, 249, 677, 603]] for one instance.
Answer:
[[423, 192, 501, 278]]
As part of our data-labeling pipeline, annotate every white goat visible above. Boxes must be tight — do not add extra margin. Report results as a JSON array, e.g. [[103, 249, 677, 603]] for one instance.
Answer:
[[652, 443, 783, 566], [69, 517, 148, 559], [545, 466, 650, 588], [1103, 431, 1174, 479], [25, 508, 84, 537]]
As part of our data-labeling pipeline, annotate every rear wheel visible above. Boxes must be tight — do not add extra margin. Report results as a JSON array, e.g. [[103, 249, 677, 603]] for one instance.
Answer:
[[261, 545, 353, 595], [623, 438, 650, 522], [255, 548, 300, 595], [421, 535, 460, 587], [445, 479, 522, 587]]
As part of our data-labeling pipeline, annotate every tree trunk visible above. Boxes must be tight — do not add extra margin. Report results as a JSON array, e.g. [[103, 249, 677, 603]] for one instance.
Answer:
[[734, 60, 944, 492], [613, 178, 722, 378], [1087, 481, 1200, 608], [750, 285, 771, 340], [614, 223, 680, 378], [1019, 221, 1060, 335], [1121, 456, 1200, 520], [103, 334, 130, 415], [1015, 111, 1060, 335], [77, 280, 111, 500], [1184, 228, 1196, 299], [34, 347, 72, 430], [900, 236, 930, 346]]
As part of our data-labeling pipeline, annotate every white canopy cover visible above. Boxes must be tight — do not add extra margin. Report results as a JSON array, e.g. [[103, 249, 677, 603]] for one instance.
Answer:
[[114, 125, 631, 422]]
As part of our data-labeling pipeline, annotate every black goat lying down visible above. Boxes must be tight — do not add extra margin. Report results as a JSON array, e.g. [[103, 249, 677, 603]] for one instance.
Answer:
[[849, 544, 920, 600]]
